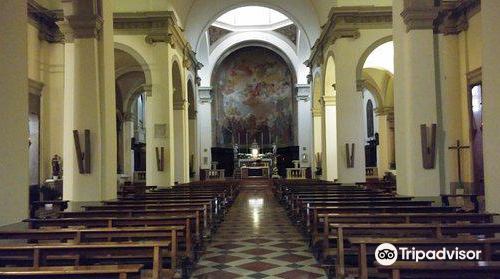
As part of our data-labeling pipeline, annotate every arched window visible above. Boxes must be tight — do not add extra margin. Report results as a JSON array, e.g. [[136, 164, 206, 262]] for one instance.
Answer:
[[366, 99, 374, 138]]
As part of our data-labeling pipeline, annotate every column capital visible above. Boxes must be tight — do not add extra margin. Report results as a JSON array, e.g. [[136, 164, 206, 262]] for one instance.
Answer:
[[356, 79, 365, 91], [65, 14, 103, 40], [198, 87, 212, 103], [173, 100, 187, 110], [311, 108, 323, 117], [123, 112, 135, 122], [296, 84, 311, 102], [401, 0, 440, 32], [28, 78, 45, 96], [321, 95, 336, 107], [145, 32, 175, 46], [144, 84, 153, 97], [375, 106, 394, 116]]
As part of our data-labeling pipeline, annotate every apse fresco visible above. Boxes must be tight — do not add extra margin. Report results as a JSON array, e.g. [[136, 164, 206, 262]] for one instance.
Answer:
[[213, 47, 295, 147]]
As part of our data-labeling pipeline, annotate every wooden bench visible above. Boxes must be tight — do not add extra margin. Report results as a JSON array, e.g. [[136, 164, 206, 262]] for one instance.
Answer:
[[0, 264, 143, 279], [325, 223, 500, 278], [351, 237, 500, 279], [0, 242, 171, 279], [25, 215, 196, 253], [0, 226, 185, 267]]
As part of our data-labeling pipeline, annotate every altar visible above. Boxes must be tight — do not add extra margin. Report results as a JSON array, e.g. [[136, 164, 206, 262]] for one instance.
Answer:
[[238, 158, 272, 179]]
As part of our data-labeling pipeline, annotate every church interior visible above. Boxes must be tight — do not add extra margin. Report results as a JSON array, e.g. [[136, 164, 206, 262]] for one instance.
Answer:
[[1, 0, 500, 278]]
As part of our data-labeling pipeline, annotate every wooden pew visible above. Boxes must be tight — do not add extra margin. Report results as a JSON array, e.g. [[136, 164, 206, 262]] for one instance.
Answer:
[[0, 264, 143, 279], [25, 215, 196, 254], [0, 242, 171, 279], [57, 207, 209, 237], [351, 237, 500, 279], [376, 261, 500, 279], [311, 212, 497, 242], [0, 226, 185, 267], [325, 223, 500, 278]]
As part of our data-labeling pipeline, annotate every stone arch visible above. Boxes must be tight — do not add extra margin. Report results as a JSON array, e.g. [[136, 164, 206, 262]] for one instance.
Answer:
[[207, 34, 301, 86], [324, 52, 336, 97], [186, 1, 318, 51], [171, 59, 184, 104], [114, 42, 152, 86], [355, 35, 393, 82], [312, 68, 323, 111], [363, 74, 384, 108]]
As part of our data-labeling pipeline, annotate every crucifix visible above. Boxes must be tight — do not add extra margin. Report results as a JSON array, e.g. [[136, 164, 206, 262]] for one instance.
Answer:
[[448, 140, 470, 186]]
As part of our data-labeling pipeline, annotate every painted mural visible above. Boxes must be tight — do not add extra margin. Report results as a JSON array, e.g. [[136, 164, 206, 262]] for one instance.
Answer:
[[213, 47, 295, 147]]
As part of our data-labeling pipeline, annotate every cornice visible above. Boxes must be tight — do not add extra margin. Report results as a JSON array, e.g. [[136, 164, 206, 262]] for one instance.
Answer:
[[308, 6, 392, 69], [435, 0, 481, 35], [27, 0, 63, 43], [113, 11, 202, 71]]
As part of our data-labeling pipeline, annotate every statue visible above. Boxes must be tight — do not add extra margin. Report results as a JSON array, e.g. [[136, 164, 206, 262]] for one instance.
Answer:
[[272, 142, 277, 155], [51, 155, 61, 179], [233, 143, 239, 158]]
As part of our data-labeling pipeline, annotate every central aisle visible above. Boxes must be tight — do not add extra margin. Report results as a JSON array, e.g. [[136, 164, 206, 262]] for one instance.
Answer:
[[192, 180, 327, 279]]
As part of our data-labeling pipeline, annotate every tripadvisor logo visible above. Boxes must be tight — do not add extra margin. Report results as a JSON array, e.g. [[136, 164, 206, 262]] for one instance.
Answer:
[[375, 243, 398, 266], [375, 243, 483, 266]]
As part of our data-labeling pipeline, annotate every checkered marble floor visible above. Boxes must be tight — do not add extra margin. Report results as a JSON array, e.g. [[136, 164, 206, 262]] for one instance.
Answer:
[[192, 181, 327, 279]]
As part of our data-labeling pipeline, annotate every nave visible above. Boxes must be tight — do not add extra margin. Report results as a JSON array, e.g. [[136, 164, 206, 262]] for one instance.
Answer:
[[192, 180, 326, 279]]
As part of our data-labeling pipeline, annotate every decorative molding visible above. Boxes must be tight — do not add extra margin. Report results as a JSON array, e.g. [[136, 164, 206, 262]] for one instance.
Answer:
[[401, 1, 440, 32], [28, 78, 45, 96], [356, 79, 365, 91], [436, 0, 481, 35], [375, 106, 394, 116], [122, 112, 134, 122], [467, 67, 482, 85], [145, 33, 174, 46], [27, 0, 63, 43], [296, 84, 311, 102], [144, 84, 153, 97], [173, 100, 187, 110], [113, 12, 202, 71], [308, 6, 392, 69], [321, 95, 336, 107], [198, 87, 213, 103], [311, 108, 323, 117]]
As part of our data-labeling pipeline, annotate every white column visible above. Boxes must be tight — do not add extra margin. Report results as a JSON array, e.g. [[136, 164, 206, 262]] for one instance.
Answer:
[[98, 0, 118, 198], [482, 0, 500, 213], [334, 41, 366, 183], [197, 87, 213, 170], [321, 96, 338, 181], [0, 0, 29, 226], [296, 84, 313, 169], [145, 43, 174, 186], [393, 0, 442, 196], [312, 109, 323, 177], [173, 100, 189, 183], [59, 0, 110, 201]]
